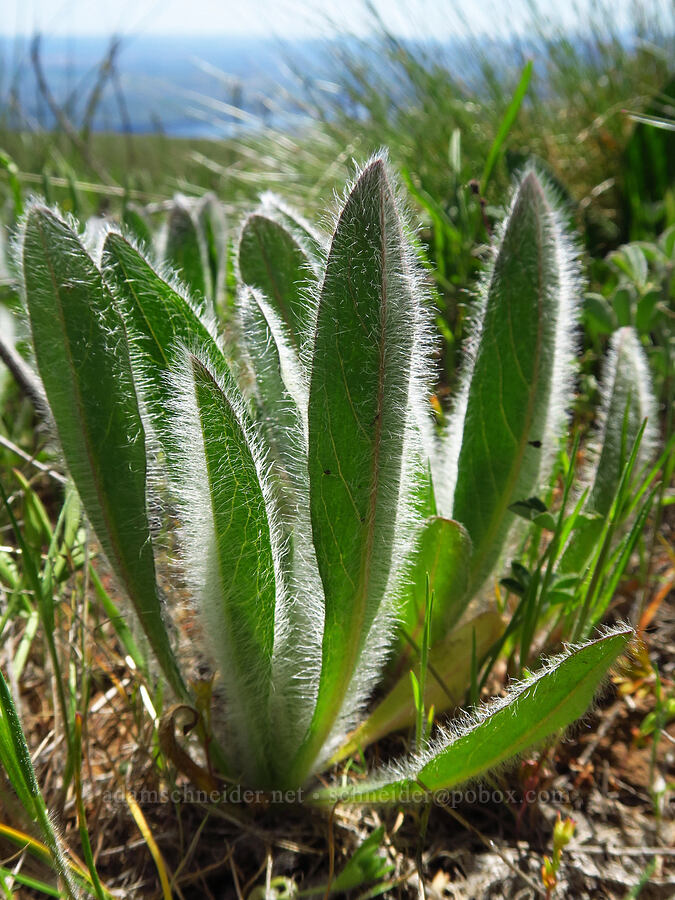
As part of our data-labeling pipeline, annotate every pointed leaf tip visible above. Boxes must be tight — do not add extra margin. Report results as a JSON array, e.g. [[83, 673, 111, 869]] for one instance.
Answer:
[[519, 168, 545, 197]]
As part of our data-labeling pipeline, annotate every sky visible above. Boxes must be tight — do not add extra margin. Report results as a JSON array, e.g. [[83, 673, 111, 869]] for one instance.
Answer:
[[0, 0, 625, 41]]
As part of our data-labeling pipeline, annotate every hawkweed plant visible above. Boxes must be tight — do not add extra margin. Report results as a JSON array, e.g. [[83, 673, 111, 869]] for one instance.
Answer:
[[15, 154, 641, 802]]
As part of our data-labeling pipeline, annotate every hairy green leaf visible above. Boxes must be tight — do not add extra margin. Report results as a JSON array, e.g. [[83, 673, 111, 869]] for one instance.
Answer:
[[102, 230, 229, 456], [445, 169, 579, 594], [258, 192, 327, 264], [22, 207, 186, 700], [168, 351, 278, 783], [289, 156, 426, 783], [197, 193, 227, 307], [561, 326, 655, 574], [122, 202, 152, 247], [586, 328, 655, 515], [333, 611, 503, 762], [165, 197, 209, 301], [314, 626, 631, 804], [398, 517, 472, 650], [238, 210, 315, 351], [239, 285, 307, 459], [237, 286, 325, 769]]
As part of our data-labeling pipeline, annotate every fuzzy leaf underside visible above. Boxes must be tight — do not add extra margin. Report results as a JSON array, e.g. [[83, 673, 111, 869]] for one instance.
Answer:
[[22, 207, 187, 700], [291, 157, 418, 782], [171, 353, 277, 781], [449, 171, 575, 594], [315, 626, 631, 804], [238, 212, 314, 350], [165, 200, 208, 301], [102, 231, 229, 456]]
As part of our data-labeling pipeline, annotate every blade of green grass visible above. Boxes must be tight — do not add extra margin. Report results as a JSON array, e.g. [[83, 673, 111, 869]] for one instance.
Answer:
[[481, 60, 533, 193], [0, 669, 78, 898]]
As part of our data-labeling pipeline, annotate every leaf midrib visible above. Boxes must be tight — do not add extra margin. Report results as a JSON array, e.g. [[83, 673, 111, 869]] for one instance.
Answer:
[[323, 170, 393, 708], [351, 173, 389, 651]]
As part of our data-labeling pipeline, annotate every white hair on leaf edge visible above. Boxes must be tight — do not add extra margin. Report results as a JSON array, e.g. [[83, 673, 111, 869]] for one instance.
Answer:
[[326, 623, 632, 799]]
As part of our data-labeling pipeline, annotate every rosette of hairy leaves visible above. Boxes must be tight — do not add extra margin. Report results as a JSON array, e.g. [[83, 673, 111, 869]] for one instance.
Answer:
[[14, 162, 638, 800], [287, 155, 431, 784], [20, 206, 187, 701]]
